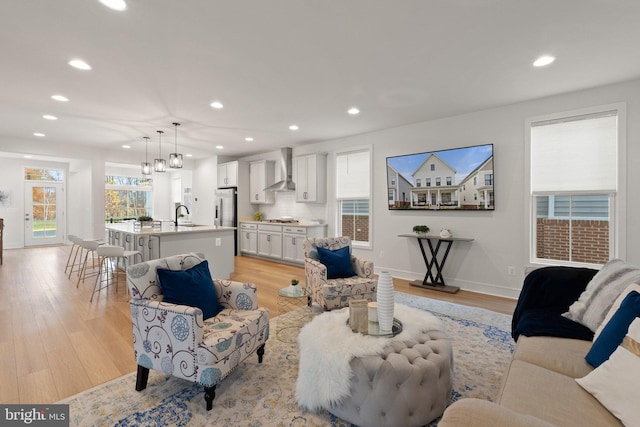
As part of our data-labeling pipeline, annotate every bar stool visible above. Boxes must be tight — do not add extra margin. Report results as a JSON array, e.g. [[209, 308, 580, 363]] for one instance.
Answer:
[[91, 245, 143, 302], [76, 239, 102, 287], [65, 235, 82, 276]]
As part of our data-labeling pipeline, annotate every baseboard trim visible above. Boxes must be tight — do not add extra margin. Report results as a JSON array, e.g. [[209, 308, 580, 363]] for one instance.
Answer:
[[375, 267, 521, 300]]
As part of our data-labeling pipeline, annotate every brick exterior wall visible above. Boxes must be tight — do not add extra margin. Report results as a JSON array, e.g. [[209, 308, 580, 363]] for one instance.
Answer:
[[536, 218, 609, 264], [342, 215, 370, 242]]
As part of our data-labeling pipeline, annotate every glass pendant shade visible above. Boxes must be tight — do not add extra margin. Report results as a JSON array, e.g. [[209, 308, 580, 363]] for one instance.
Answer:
[[169, 122, 183, 168], [154, 158, 166, 172], [169, 152, 183, 168], [154, 130, 166, 172], [141, 136, 152, 175], [141, 161, 152, 175]]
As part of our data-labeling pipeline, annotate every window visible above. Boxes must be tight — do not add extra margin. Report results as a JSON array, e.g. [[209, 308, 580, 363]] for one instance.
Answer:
[[528, 107, 621, 266], [485, 174, 493, 186], [446, 177, 452, 186], [105, 175, 153, 221], [435, 177, 441, 186], [391, 178, 396, 186], [430, 164, 435, 171], [426, 178, 431, 187], [416, 178, 421, 187], [24, 168, 63, 182], [337, 149, 371, 246]]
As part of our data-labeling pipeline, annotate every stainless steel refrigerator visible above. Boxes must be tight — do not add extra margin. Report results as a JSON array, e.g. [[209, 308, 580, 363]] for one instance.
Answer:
[[215, 188, 238, 255]]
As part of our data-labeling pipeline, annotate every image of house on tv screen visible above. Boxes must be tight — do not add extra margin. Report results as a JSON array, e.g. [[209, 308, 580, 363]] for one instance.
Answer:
[[386, 143, 494, 211]]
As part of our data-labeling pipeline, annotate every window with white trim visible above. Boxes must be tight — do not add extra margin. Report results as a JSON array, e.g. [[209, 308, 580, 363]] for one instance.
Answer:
[[105, 175, 153, 221], [529, 109, 620, 266], [337, 149, 371, 246]]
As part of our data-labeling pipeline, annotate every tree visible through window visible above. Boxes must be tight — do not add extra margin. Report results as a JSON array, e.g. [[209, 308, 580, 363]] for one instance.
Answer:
[[105, 175, 152, 220]]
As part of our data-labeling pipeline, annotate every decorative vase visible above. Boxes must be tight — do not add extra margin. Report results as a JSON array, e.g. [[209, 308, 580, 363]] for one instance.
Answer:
[[376, 271, 394, 333]]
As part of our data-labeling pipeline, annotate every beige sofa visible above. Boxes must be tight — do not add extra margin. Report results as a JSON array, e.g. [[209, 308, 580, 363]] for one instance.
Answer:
[[439, 334, 622, 426], [439, 263, 636, 426]]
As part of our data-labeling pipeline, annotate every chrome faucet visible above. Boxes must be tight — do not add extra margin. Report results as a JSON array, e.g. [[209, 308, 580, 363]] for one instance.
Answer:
[[175, 204, 190, 227]]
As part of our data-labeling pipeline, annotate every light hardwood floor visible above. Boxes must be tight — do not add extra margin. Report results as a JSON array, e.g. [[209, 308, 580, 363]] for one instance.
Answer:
[[0, 245, 516, 404]]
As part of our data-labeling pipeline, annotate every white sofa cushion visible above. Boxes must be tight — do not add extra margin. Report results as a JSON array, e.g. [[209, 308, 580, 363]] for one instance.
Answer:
[[576, 318, 640, 427]]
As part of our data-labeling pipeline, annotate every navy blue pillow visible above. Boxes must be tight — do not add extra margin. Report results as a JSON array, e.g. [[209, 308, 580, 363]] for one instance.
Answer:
[[157, 260, 222, 320], [317, 246, 355, 279], [585, 290, 640, 367]]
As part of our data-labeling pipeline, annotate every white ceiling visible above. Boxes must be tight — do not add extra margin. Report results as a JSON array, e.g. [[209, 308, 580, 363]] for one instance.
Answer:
[[1, 0, 640, 160]]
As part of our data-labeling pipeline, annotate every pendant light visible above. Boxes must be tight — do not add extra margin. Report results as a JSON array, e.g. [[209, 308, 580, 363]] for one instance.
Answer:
[[169, 122, 183, 168], [154, 130, 166, 172], [141, 136, 152, 175]]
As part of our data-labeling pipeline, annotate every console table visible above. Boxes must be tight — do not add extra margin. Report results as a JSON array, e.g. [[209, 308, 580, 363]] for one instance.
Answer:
[[399, 234, 474, 294]]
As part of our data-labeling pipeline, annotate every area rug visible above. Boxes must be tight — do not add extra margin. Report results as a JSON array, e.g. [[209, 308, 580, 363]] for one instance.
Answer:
[[59, 292, 515, 426]]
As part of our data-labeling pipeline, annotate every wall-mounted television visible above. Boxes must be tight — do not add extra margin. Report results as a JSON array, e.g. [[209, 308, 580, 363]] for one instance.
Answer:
[[386, 143, 494, 211]]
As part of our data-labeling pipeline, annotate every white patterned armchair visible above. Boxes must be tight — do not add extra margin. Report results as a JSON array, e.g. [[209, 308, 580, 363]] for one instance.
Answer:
[[303, 237, 377, 310], [126, 253, 269, 410]]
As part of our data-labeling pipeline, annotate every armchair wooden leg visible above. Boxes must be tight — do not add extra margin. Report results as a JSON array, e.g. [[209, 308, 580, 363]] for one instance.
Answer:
[[257, 343, 265, 363], [204, 385, 216, 411], [135, 365, 150, 391]]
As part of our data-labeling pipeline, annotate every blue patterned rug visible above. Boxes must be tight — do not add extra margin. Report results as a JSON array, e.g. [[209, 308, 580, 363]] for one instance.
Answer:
[[59, 292, 515, 426]]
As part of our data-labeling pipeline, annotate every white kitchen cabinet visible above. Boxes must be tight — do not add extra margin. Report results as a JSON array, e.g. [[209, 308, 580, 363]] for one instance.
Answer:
[[249, 160, 275, 204], [218, 161, 238, 188], [282, 226, 307, 263], [240, 223, 258, 255], [294, 153, 327, 203], [258, 224, 283, 259]]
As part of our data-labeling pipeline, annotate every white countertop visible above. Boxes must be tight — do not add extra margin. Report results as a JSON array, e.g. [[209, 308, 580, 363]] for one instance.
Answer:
[[105, 223, 235, 236], [239, 220, 327, 227]]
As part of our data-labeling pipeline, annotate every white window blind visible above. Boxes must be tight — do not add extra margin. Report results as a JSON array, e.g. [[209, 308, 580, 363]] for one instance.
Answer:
[[531, 112, 617, 192], [336, 150, 370, 199]]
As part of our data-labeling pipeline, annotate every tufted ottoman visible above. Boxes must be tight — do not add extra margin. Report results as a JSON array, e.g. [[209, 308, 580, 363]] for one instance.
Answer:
[[328, 329, 453, 427]]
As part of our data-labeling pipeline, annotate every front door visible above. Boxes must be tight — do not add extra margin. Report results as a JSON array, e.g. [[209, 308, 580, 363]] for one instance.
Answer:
[[24, 182, 65, 246]]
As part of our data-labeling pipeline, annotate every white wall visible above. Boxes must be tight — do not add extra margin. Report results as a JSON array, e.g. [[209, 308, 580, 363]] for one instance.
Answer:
[[241, 78, 640, 298], [191, 156, 218, 225]]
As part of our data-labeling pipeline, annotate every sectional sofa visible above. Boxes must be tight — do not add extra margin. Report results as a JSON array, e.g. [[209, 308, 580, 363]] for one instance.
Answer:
[[439, 261, 640, 427]]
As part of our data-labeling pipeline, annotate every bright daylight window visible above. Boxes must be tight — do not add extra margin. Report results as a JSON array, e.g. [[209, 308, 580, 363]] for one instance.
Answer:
[[105, 175, 152, 221], [337, 149, 371, 247], [530, 110, 618, 266]]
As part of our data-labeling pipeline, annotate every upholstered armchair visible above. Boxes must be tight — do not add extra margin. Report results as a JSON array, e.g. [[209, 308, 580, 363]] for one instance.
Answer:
[[303, 237, 377, 310], [126, 253, 269, 410]]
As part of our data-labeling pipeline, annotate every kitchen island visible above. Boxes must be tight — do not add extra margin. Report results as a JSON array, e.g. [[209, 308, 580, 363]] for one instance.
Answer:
[[104, 223, 235, 279]]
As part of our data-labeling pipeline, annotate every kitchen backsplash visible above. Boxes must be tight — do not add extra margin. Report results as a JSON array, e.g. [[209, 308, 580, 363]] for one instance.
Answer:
[[253, 191, 328, 222]]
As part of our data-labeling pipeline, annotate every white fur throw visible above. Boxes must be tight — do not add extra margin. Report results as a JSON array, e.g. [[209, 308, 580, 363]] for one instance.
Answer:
[[295, 303, 444, 411]]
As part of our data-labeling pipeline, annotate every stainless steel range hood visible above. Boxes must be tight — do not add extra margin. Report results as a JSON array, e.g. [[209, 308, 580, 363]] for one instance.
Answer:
[[264, 147, 296, 191]]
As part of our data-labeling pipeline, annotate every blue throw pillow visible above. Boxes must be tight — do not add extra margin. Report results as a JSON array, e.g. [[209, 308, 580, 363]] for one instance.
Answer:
[[317, 246, 355, 279], [157, 260, 222, 320], [585, 290, 640, 367]]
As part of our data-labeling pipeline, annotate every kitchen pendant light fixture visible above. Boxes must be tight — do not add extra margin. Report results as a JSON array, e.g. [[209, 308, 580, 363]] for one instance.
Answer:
[[141, 136, 152, 175], [169, 122, 183, 168], [154, 130, 166, 172]]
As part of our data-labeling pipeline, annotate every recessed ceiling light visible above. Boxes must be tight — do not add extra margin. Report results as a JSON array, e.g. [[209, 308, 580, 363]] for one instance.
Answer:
[[216, 145, 224, 149], [68, 59, 92, 70], [98, 0, 127, 11], [186, 154, 193, 157], [348, 107, 360, 115], [533, 55, 555, 67], [289, 124, 299, 131], [51, 94, 69, 102], [43, 114, 58, 120], [24, 155, 33, 158], [210, 101, 224, 109], [33, 132, 45, 137], [245, 137, 254, 142], [122, 145, 131, 149]]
